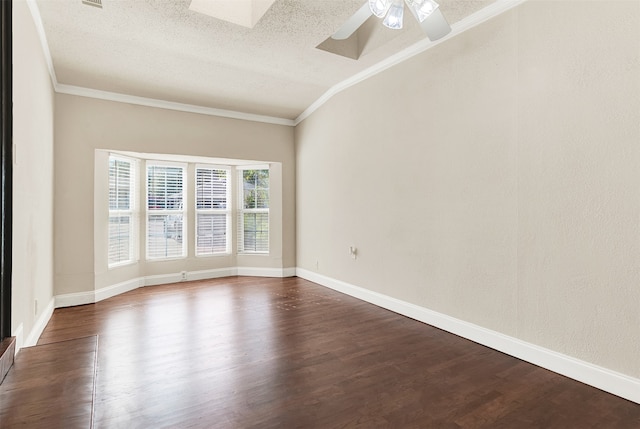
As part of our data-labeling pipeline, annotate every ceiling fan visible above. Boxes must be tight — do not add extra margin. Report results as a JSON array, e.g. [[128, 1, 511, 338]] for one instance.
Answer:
[[332, 0, 451, 42]]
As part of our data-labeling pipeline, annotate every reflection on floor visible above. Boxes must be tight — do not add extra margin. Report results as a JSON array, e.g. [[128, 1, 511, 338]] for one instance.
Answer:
[[0, 336, 97, 427], [1, 276, 639, 428]]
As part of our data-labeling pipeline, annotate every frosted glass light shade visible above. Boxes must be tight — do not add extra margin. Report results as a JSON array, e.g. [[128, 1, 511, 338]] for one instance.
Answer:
[[369, 0, 393, 18], [383, 0, 404, 30], [407, 0, 439, 22]]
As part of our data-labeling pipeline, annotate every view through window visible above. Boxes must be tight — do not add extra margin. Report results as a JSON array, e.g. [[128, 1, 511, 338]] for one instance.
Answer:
[[107, 156, 271, 265], [108, 156, 137, 266], [238, 168, 269, 253], [146, 164, 186, 259]]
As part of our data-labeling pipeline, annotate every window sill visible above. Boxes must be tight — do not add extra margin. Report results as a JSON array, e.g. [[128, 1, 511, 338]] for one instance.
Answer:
[[196, 252, 232, 258], [146, 256, 187, 262], [108, 260, 139, 270]]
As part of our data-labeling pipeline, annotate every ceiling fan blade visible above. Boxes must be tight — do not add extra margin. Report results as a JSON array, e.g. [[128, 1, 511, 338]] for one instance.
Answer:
[[419, 8, 451, 41], [331, 3, 373, 40]]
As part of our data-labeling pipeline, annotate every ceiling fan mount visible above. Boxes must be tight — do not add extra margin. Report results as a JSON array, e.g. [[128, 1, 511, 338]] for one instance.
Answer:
[[331, 0, 451, 42]]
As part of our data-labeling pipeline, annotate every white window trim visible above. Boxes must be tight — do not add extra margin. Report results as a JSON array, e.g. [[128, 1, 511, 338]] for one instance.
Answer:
[[108, 154, 139, 268], [145, 161, 188, 261], [195, 164, 232, 257], [237, 165, 270, 255]]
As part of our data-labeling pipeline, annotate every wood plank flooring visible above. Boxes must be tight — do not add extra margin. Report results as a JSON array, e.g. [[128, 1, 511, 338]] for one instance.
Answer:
[[2, 276, 639, 428], [0, 336, 97, 428]]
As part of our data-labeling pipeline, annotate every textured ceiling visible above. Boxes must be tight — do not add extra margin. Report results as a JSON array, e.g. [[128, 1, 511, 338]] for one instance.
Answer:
[[36, 0, 497, 120]]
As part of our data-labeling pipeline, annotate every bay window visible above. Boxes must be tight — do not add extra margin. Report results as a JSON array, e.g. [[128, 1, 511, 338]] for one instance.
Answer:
[[146, 163, 186, 260], [238, 167, 269, 254], [107, 155, 271, 266], [195, 166, 230, 255], [108, 155, 137, 267]]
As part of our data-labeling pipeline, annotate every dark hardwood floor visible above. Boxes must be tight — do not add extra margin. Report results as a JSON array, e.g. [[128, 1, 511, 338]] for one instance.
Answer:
[[1, 276, 639, 428]]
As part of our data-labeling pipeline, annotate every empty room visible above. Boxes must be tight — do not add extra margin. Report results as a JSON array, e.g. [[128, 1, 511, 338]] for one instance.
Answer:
[[2, 0, 639, 427]]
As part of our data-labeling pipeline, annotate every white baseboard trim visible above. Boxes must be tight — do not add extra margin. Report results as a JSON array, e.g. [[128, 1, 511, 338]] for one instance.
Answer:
[[57, 278, 145, 307], [282, 267, 297, 277], [55, 266, 295, 309], [144, 266, 294, 285], [144, 272, 184, 286], [186, 267, 237, 282], [11, 323, 24, 355], [295, 268, 640, 405], [24, 298, 56, 348], [55, 290, 96, 308], [43, 267, 293, 347], [96, 277, 144, 302], [236, 267, 293, 277]]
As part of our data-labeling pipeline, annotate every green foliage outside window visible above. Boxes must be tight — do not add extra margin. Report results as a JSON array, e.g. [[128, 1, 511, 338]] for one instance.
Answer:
[[243, 169, 269, 209], [240, 169, 269, 253]]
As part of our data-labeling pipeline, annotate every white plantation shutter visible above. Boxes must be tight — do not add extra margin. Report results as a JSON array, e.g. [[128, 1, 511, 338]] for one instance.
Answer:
[[237, 167, 269, 253], [195, 167, 230, 255], [108, 156, 137, 267], [146, 163, 186, 259]]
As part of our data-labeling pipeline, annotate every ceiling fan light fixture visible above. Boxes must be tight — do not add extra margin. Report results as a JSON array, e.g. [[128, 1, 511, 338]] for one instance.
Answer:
[[407, 0, 439, 22], [369, 0, 393, 18], [383, 0, 404, 30]]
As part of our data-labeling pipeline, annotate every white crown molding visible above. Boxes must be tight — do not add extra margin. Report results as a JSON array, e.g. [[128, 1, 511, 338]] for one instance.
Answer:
[[55, 84, 296, 127], [24, 1, 294, 127], [25, 0, 58, 88], [26, 0, 527, 129], [293, 0, 528, 125], [296, 268, 640, 405]]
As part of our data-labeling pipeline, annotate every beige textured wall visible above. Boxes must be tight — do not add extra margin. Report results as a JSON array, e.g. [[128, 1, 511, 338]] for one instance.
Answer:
[[55, 94, 295, 295], [12, 0, 55, 339], [295, 0, 640, 378]]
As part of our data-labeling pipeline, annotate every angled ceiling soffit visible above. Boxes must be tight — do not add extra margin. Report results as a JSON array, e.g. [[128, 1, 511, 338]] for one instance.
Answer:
[[316, 12, 421, 61]]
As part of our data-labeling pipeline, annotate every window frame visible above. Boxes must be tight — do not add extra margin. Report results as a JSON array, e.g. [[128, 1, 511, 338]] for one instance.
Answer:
[[108, 154, 138, 268], [195, 164, 231, 256], [145, 161, 187, 261], [237, 165, 270, 255]]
